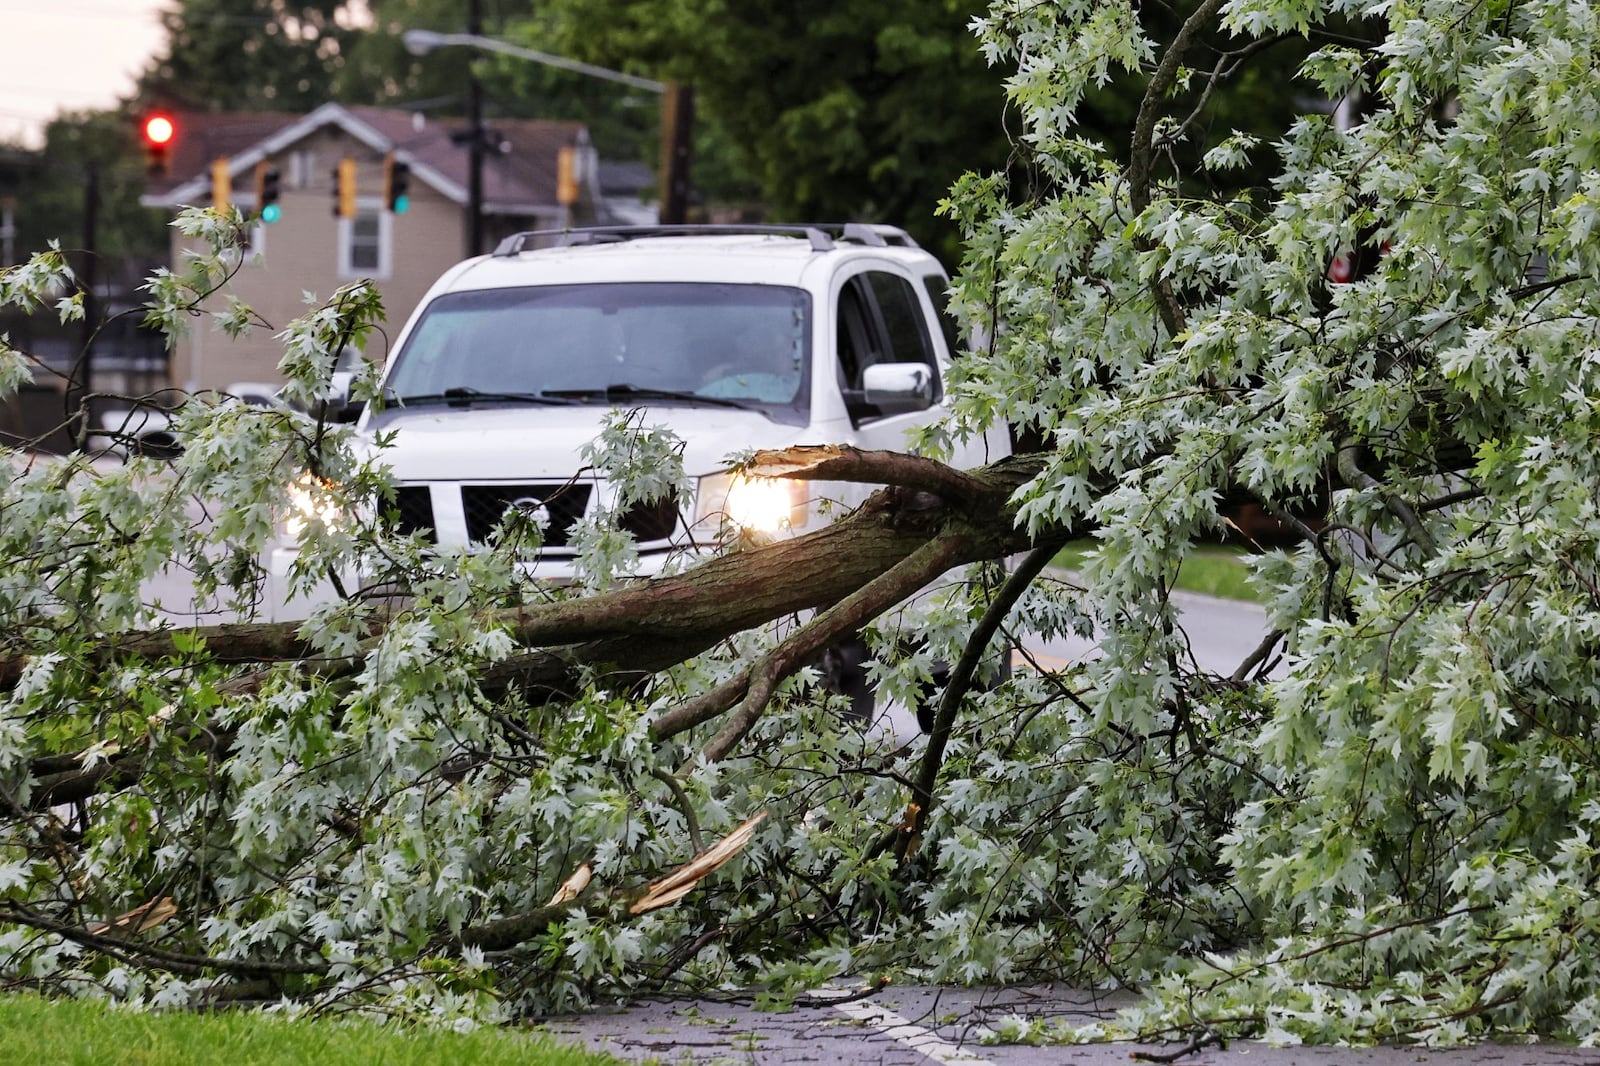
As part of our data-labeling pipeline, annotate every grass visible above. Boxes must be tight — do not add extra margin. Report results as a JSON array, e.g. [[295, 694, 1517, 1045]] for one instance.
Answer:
[[1052, 539, 1259, 602], [0, 993, 624, 1066]]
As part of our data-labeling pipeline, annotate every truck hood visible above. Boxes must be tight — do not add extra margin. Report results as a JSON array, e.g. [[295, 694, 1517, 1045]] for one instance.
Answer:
[[360, 404, 809, 481]]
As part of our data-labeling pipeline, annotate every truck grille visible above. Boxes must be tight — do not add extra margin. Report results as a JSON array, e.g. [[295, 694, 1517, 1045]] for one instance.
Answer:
[[383, 483, 630, 548], [461, 483, 591, 545], [618, 496, 679, 541], [387, 486, 436, 541]]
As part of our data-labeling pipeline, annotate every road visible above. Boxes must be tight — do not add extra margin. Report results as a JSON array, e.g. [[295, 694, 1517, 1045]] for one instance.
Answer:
[[1020, 584, 1278, 677], [536, 982, 1600, 1065]]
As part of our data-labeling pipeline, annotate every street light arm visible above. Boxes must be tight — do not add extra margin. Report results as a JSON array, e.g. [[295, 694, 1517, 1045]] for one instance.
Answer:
[[402, 30, 666, 93]]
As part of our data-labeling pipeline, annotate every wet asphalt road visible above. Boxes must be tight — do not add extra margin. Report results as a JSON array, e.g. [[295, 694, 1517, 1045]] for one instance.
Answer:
[[534, 983, 1600, 1065]]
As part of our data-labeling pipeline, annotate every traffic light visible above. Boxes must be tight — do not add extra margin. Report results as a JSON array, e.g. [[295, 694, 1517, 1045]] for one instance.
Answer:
[[383, 153, 410, 215], [141, 112, 176, 177], [210, 158, 230, 213], [332, 156, 357, 219], [255, 161, 282, 223]]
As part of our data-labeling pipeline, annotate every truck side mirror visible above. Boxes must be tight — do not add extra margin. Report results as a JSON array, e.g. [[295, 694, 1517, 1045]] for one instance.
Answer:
[[861, 362, 934, 411]]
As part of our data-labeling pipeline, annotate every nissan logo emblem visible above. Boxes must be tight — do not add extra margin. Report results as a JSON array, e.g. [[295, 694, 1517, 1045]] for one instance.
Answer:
[[506, 495, 551, 527]]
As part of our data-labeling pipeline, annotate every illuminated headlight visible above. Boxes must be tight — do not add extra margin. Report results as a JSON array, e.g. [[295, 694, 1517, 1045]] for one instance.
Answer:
[[280, 473, 346, 539], [693, 471, 809, 540]]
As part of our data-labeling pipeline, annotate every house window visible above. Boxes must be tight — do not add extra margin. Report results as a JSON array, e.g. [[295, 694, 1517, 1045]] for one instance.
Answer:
[[338, 206, 392, 279], [287, 150, 310, 189], [245, 222, 266, 261]]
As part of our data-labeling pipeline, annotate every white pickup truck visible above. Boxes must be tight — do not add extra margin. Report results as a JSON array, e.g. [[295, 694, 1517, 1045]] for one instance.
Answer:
[[267, 223, 1010, 615]]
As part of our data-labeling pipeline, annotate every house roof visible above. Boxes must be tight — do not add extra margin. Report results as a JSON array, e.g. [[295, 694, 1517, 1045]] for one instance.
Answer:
[[141, 103, 592, 214]]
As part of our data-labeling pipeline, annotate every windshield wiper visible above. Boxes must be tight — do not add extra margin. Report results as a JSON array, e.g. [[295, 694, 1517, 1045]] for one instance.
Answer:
[[544, 384, 754, 410], [390, 387, 577, 408]]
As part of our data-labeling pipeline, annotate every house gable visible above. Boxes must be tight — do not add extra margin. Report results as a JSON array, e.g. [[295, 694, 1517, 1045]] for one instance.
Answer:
[[144, 104, 605, 395]]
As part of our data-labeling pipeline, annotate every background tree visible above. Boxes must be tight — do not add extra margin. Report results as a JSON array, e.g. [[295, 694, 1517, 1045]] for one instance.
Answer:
[[134, 0, 375, 113], [524, 0, 1014, 254], [4, 0, 1600, 1049], [4, 114, 164, 273]]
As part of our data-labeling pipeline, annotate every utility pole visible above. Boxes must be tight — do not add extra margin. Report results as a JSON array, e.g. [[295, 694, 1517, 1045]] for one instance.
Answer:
[[467, 0, 485, 257], [659, 82, 694, 225]]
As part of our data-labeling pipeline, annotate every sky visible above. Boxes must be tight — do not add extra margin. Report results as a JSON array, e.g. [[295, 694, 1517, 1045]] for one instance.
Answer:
[[0, 0, 171, 148]]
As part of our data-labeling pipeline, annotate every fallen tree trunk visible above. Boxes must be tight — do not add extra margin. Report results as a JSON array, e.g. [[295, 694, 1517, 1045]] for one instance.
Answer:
[[14, 448, 1052, 809], [7, 449, 1045, 695]]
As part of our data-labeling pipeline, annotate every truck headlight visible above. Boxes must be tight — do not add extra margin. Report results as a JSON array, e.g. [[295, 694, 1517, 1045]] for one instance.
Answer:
[[693, 472, 809, 540], [280, 473, 346, 539]]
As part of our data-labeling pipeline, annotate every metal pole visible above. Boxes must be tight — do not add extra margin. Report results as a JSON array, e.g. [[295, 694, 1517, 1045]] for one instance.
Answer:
[[73, 160, 98, 451], [0, 197, 15, 266], [467, 0, 485, 257]]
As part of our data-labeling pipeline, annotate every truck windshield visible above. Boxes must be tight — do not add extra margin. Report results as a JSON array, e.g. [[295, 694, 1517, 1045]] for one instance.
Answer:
[[381, 283, 811, 424]]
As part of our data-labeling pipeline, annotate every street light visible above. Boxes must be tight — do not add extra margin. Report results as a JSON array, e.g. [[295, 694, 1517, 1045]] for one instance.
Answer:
[[402, 30, 666, 92], [401, 27, 692, 245]]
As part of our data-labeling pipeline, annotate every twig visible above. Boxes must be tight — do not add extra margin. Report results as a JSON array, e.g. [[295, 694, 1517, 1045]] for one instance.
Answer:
[[795, 975, 892, 1008], [1230, 628, 1285, 683], [648, 766, 705, 855], [1127, 0, 1228, 338], [0, 907, 328, 978], [1335, 438, 1438, 558], [1131, 1029, 1226, 1062], [909, 541, 1064, 832], [696, 534, 972, 765]]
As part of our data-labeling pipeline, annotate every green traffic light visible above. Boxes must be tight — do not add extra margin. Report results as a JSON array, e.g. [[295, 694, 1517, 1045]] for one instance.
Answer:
[[261, 203, 282, 224], [393, 195, 410, 215]]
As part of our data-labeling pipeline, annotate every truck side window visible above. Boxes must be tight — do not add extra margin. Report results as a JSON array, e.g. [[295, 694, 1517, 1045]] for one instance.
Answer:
[[836, 278, 876, 388], [836, 271, 943, 424], [920, 274, 961, 358], [867, 272, 937, 374]]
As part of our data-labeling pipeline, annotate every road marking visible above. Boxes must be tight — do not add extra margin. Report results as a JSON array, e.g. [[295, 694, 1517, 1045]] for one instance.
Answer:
[[831, 998, 999, 1065]]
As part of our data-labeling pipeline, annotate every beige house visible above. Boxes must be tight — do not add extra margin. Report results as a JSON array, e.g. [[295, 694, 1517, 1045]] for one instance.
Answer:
[[140, 103, 641, 393]]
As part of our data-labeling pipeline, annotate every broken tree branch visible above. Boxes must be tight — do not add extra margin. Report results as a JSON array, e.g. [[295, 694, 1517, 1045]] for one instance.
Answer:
[[901, 540, 1064, 857], [1128, 0, 1227, 339], [695, 533, 974, 764], [454, 812, 767, 952], [745, 445, 1005, 507]]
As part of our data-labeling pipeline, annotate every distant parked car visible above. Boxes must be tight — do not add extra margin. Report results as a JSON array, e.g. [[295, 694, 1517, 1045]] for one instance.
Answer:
[[91, 382, 283, 459]]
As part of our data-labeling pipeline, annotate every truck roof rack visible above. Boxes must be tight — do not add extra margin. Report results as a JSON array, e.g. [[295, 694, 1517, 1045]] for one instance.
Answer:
[[491, 223, 919, 258]]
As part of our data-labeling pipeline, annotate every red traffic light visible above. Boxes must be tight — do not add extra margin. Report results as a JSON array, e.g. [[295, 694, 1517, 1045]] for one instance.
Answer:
[[142, 113, 175, 146], [141, 113, 176, 178]]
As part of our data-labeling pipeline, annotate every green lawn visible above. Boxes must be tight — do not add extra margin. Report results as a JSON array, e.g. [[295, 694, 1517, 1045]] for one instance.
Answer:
[[0, 994, 622, 1066], [1052, 540, 1258, 602]]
